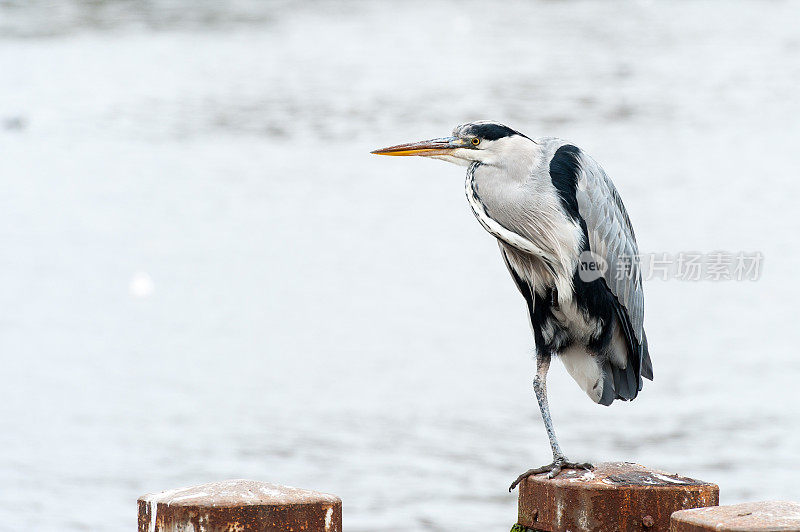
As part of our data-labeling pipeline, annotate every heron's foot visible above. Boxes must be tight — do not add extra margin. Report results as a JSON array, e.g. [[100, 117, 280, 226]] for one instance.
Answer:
[[508, 457, 593, 491]]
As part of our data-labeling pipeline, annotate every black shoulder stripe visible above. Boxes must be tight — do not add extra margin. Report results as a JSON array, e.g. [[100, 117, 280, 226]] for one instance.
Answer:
[[548, 144, 583, 223]]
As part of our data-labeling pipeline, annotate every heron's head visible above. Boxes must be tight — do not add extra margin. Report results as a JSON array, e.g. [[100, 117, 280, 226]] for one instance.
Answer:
[[371, 121, 533, 167]]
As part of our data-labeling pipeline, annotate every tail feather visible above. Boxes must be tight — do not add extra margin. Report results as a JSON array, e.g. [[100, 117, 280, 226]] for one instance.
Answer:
[[598, 363, 616, 406], [641, 331, 654, 381], [610, 361, 638, 401]]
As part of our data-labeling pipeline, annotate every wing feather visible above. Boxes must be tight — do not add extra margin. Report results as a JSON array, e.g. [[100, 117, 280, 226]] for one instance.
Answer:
[[574, 152, 653, 382]]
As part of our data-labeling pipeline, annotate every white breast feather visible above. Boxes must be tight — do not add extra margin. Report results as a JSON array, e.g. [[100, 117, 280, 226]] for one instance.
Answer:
[[466, 166, 582, 301]]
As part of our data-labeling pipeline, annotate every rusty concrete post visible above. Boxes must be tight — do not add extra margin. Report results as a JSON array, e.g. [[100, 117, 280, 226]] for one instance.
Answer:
[[137, 479, 342, 532], [671, 501, 800, 531], [514, 462, 718, 532]]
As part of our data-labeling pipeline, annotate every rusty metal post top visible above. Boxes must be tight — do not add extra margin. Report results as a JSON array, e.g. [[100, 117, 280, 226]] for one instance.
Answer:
[[521, 461, 716, 490], [138, 479, 342, 532], [671, 501, 800, 532], [517, 462, 719, 532], [139, 479, 341, 508]]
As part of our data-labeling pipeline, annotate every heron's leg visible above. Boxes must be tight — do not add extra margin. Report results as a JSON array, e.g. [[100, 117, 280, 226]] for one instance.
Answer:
[[533, 354, 562, 459], [509, 353, 592, 492]]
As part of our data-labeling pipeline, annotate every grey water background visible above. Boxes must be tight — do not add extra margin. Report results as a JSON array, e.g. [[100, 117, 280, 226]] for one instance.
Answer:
[[1, 1, 799, 530]]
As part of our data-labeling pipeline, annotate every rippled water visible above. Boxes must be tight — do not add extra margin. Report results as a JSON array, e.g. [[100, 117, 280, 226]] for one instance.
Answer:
[[1, 1, 799, 530]]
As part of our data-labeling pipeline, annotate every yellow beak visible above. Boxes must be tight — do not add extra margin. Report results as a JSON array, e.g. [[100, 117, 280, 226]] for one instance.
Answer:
[[371, 136, 464, 156]]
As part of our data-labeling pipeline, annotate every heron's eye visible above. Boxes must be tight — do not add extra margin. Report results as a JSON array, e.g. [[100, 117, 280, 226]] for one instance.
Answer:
[[471, 137, 481, 146]]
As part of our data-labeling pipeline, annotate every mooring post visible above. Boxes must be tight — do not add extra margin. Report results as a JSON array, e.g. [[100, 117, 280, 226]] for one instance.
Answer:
[[513, 462, 719, 532], [137, 479, 342, 532], [670, 501, 800, 531]]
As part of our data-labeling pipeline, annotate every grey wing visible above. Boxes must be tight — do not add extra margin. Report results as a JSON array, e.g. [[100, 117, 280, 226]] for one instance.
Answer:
[[575, 154, 653, 382]]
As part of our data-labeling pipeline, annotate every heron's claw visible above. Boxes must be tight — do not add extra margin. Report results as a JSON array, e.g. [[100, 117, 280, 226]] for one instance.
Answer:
[[508, 458, 593, 491]]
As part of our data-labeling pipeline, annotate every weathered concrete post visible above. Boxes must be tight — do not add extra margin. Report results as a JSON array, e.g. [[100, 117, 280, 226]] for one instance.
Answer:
[[671, 501, 800, 531], [137, 479, 342, 532], [513, 462, 719, 532]]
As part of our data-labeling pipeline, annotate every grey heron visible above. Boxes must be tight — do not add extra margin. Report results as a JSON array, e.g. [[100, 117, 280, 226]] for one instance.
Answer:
[[372, 121, 653, 491]]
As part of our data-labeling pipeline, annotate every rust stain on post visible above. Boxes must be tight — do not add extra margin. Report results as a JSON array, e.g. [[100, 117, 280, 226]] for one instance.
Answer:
[[671, 501, 800, 531], [137, 479, 342, 532], [517, 462, 718, 532]]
